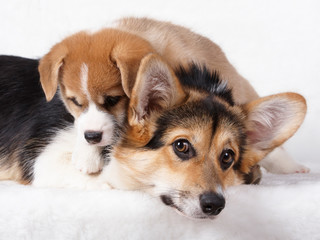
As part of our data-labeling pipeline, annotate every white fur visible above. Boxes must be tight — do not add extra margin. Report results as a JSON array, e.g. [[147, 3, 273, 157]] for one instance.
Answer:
[[80, 63, 90, 100], [76, 103, 115, 146], [33, 127, 110, 189], [71, 63, 116, 173]]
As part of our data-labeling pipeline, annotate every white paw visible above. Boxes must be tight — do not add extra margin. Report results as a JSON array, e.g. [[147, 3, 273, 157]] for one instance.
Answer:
[[260, 147, 310, 174], [71, 144, 104, 174], [292, 164, 310, 174]]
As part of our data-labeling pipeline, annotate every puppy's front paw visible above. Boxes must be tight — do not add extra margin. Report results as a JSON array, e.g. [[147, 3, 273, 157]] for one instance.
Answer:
[[260, 147, 310, 174], [293, 164, 310, 174], [72, 145, 104, 174]]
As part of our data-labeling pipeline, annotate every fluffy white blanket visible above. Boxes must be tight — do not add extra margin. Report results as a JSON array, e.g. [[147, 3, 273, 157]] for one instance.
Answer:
[[0, 170, 319, 240]]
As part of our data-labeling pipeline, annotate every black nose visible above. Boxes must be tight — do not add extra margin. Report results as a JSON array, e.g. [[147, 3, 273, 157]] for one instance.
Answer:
[[84, 131, 102, 144], [200, 192, 225, 216]]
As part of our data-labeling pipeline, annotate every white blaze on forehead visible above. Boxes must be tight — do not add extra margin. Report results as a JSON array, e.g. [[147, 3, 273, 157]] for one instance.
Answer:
[[80, 63, 90, 100]]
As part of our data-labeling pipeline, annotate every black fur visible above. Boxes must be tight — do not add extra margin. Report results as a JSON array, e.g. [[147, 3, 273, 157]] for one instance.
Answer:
[[0, 55, 74, 182], [175, 64, 234, 106]]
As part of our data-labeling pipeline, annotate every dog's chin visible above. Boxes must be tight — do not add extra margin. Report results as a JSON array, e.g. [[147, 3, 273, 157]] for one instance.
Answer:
[[160, 195, 216, 220]]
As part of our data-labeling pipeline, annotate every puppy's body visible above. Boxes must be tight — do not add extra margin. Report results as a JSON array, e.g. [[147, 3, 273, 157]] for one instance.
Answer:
[[0, 56, 74, 183], [114, 17, 309, 173]]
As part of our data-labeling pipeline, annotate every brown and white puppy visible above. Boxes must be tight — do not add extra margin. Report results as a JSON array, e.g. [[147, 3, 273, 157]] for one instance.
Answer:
[[38, 29, 154, 173], [32, 54, 307, 219], [114, 17, 309, 174]]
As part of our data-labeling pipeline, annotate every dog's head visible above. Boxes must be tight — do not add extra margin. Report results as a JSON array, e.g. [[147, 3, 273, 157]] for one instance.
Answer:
[[39, 29, 154, 146], [107, 54, 307, 219]]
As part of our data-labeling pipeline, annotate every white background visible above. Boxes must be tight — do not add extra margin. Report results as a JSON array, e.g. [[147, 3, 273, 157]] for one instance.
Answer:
[[0, 2, 320, 239], [0, 0, 319, 168]]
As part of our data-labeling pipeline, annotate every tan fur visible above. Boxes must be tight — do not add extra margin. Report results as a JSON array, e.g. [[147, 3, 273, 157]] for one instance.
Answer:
[[0, 160, 26, 184], [115, 17, 259, 103]]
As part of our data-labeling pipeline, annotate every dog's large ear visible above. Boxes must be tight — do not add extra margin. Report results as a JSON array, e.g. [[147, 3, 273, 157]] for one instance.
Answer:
[[128, 53, 186, 142], [38, 44, 68, 101], [241, 92, 307, 172], [111, 41, 154, 98]]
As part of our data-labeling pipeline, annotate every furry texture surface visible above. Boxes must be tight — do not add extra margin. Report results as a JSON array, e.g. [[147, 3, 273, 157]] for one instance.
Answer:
[[0, 0, 319, 239], [0, 171, 320, 240]]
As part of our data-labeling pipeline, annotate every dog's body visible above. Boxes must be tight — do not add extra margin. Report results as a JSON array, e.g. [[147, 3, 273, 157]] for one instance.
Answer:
[[114, 17, 309, 174], [0, 18, 308, 218]]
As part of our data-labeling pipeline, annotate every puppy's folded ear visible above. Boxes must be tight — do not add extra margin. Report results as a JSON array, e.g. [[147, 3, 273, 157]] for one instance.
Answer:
[[111, 40, 154, 97], [241, 92, 307, 172], [38, 44, 68, 101], [128, 53, 186, 141]]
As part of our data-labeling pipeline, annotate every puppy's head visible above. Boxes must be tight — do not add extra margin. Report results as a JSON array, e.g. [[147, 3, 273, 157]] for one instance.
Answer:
[[109, 54, 307, 219], [39, 29, 154, 146]]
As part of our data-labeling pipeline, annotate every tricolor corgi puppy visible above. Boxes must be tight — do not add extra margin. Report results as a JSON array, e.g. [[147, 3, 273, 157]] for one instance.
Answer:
[[114, 17, 309, 174], [38, 29, 154, 174], [30, 54, 307, 219]]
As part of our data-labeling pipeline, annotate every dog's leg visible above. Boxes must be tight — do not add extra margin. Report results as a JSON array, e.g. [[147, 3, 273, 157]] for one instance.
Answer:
[[71, 136, 104, 174], [259, 147, 309, 174], [243, 165, 262, 184]]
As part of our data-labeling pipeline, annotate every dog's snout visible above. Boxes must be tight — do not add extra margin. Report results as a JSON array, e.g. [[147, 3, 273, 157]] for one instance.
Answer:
[[84, 131, 103, 144], [200, 192, 225, 216]]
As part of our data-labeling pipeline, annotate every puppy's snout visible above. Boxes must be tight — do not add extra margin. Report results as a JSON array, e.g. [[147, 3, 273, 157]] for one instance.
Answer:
[[84, 131, 103, 144], [200, 192, 225, 216]]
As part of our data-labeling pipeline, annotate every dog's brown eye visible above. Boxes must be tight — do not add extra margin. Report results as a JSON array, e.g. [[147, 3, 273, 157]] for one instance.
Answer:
[[68, 97, 82, 107], [173, 139, 196, 161], [176, 141, 189, 152], [219, 149, 235, 170], [103, 96, 121, 109]]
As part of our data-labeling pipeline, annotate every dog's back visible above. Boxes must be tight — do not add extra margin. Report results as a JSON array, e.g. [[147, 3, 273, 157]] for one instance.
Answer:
[[115, 17, 258, 104], [0, 56, 73, 183]]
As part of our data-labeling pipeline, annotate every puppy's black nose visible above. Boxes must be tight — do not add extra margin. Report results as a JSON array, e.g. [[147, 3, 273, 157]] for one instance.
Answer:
[[200, 192, 225, 216], [84, 131, 102, 144]]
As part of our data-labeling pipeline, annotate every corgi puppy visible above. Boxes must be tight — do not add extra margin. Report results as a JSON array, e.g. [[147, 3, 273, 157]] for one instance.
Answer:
[[38, 28, 154, 174], [114, 17, 309, 174], [30, 54, 307, 219]]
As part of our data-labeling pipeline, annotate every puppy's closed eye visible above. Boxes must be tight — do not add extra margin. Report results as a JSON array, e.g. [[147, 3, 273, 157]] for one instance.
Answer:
[[68, 97, 83, 107], [103, 96, 121, 109]]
